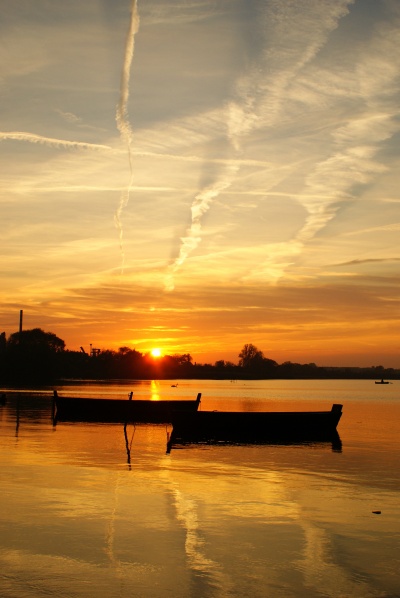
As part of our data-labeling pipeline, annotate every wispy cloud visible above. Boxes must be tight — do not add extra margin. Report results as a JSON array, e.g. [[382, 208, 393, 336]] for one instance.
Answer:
[[344, 223, 400, 236], [143, 1, 225, 26], [54, 109, 82, 124], [244, 0, 400, 282], [165, 0, 356, 290], [335, 257, 400, 266]]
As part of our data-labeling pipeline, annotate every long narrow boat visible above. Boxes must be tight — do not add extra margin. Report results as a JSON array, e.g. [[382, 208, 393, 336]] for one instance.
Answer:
[[167, 404, 342, 448], [53, 390, 201, 424]]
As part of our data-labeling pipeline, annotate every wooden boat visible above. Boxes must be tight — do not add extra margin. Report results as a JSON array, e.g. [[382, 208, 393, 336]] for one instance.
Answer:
[[167, 404, 342, 448], [53, 390, 201, 424]]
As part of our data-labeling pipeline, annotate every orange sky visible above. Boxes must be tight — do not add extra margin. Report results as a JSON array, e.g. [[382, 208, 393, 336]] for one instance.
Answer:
[[1, 1, 400, 368]]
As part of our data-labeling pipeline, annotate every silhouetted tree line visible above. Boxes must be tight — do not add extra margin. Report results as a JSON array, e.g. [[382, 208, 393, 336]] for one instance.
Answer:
[[0, 331, 398, 384]]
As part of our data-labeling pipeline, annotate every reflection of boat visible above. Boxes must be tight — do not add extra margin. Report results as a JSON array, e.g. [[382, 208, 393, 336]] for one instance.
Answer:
[[375, 379, 390, 384], [167, 404, 343, 450], [53, 390, 201, 423], [167, 432, 343, 453]]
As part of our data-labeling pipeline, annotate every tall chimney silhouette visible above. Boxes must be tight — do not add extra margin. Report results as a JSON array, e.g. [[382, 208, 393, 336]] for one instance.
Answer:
[[19, 309, 23, 334]]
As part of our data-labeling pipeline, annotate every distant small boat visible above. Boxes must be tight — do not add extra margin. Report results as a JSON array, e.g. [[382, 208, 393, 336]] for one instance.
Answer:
[[167, 404, 342, 449], [375, 379, 390, 384], [53, 390, 201, 424]]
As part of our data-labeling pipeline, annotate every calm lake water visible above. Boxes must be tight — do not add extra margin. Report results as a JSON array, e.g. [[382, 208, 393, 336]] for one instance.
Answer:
[[1, 379, 399, 598]]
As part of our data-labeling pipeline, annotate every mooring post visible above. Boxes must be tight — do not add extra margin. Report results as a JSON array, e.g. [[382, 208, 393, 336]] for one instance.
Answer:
[[52, 390, 58, 426]]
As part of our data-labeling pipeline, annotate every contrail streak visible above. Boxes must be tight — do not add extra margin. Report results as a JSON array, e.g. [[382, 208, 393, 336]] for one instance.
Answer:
[[165, 99, 245, 291], [137, 149, 272, 167], [165, 160, 239, 292], [115, 0, 140, 271], [0, 131, 114, 151]]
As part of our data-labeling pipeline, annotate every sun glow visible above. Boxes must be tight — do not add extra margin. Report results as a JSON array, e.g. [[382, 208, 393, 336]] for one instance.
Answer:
[[150, 348, 162, 358]]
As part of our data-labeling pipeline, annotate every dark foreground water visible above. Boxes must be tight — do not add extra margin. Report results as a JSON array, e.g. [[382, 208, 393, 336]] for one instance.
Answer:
[[0, 379, 399, 598]]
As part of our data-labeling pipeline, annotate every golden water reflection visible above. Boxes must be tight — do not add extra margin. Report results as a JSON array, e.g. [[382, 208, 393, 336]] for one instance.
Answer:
[[150, 379, 161, 401], [0, 381, 399, 597]]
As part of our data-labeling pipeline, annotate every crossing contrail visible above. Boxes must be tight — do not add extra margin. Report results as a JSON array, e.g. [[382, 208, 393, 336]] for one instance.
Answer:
[[115, 0, 140, 271], [0, 131, 114, 152]]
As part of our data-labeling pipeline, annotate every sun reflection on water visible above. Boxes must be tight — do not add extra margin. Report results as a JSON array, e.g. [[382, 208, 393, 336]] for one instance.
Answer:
[[150, 379, 160, 401]]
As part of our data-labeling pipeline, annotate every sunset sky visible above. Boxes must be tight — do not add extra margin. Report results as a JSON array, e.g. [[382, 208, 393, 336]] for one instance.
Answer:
[[1, 0, 400, 367]]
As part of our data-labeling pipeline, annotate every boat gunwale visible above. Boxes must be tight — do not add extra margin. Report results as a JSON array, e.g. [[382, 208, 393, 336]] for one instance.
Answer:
[[167, 404, 343, 449], [52, 391, 201, 424]]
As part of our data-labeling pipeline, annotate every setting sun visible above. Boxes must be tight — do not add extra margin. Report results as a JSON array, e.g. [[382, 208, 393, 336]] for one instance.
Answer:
[[150, 348, 162, 358]]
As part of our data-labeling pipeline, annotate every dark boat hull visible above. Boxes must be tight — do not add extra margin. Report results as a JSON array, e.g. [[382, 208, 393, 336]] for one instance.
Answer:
[[54, 392, 201, 424], [168, 404, 342, 445]]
